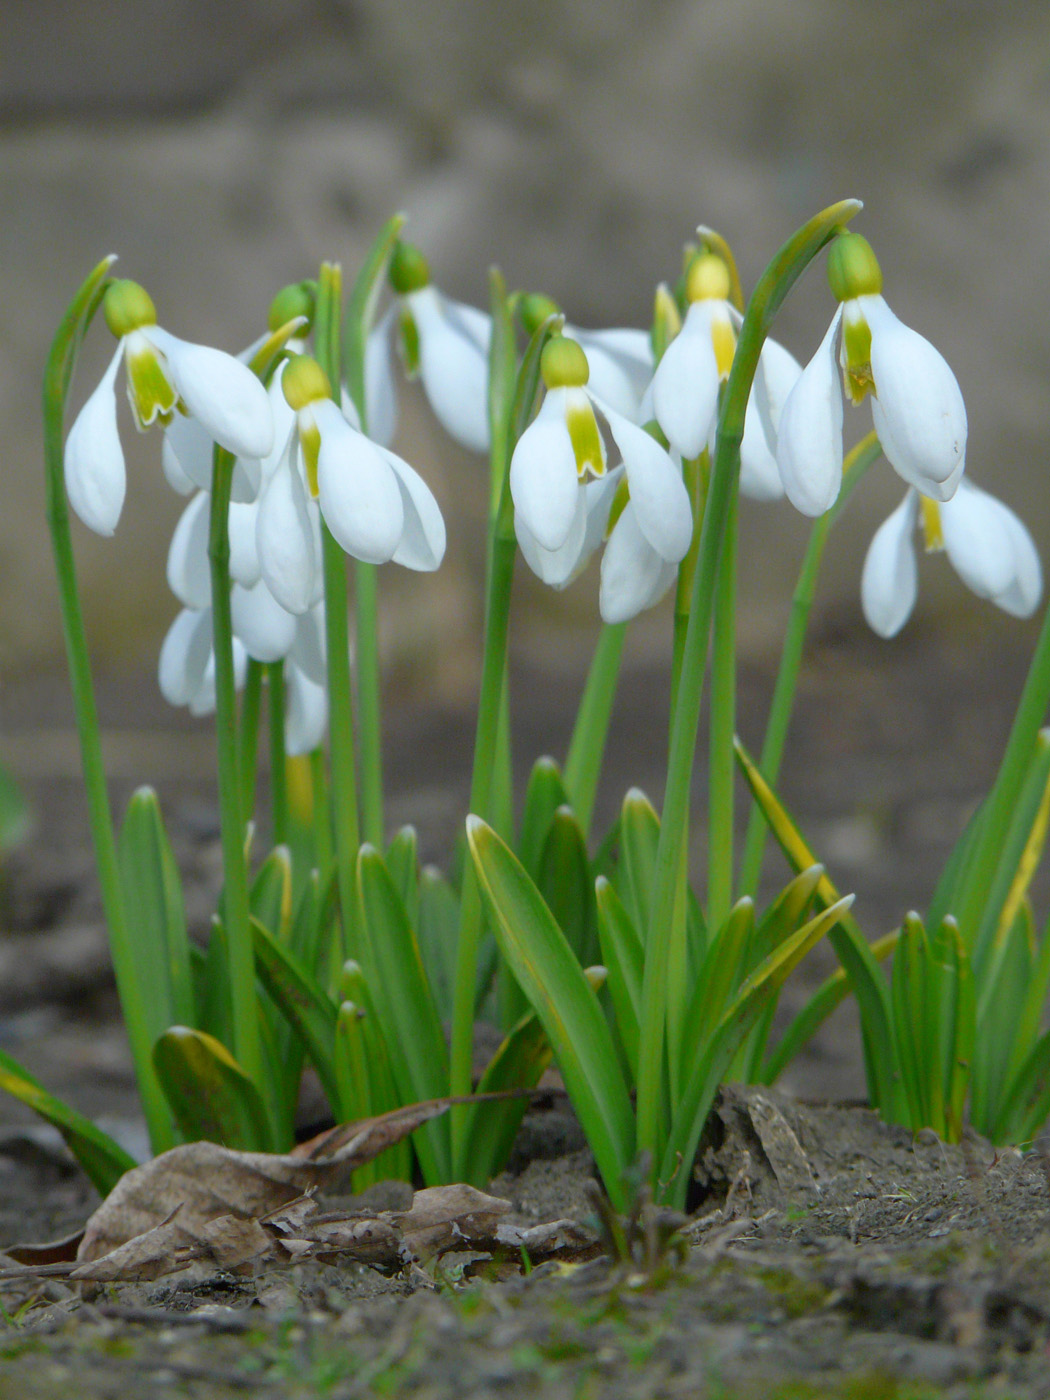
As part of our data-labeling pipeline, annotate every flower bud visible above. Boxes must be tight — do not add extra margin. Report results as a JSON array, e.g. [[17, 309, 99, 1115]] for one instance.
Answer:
[[518, 292, 561, 336], [268, 281, 316, 334], [541, 334, 590, 389], [685, 252, 731, 305], [103, 279, 157, 337], [388, 239, 431, 295], [282, 354, 331, 410], [827, 232, 883, 302]]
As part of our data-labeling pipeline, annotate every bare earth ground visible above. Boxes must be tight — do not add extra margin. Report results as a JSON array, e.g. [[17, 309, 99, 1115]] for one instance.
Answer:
[[1, 614, 1049, 1397]]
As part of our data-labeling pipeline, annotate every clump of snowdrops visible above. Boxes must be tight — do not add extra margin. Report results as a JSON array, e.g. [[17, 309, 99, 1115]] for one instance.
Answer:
[[5, 200, 1049, 1215]]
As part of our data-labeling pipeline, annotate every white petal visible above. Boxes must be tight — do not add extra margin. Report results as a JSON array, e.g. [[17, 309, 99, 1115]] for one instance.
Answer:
[[190, 638, 247, 717], [600, 503, 677, 623], [144, 325, 274, 461], [63, 343, 126, 535], [651, 302, 720, 460], [314, 400, 404, 564], [290, 602, 326, 685], [227, 499, 261, 586], [776, 308, 844, 516], [167, 491, 212, 609], [409, 286, 491, 453], [256, 445, 317, 614], [941, 478, 1041, 614], [158, 607, 212, 706], [860, 491, 919, 638], [230, 580, 298, 662], [571, 325, 653, 421], [161, 432, 196, 495], [739, 337, 800, 501], [364, 305, 398, 447], [379, 447, 447, 571], [163, 412, 215, 493], [516, 486, 589, 587], [602, 405, 692, 561], [285, 666, 328, 755], [509, 394, 581, 552], [863, 295, 967, 497]]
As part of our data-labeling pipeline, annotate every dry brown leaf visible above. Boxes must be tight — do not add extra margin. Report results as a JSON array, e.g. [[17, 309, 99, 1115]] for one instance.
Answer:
[[70, 1209, 199, 1283], [392, 1184, 512, 1259]]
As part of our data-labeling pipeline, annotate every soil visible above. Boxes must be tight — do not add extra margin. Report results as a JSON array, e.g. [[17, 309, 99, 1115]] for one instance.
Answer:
[[1, 612, 1050, 1397]]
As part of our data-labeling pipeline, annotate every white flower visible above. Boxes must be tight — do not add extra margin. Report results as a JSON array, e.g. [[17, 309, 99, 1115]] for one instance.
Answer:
[[254, 356, 446, 612], [510, 335, 692, 605], [64, 279, 273, 536], [401, 283, 492, 453], [861, 480, 1041, 638], [777, 235, 967, 517], [648, 251, 801, 501]]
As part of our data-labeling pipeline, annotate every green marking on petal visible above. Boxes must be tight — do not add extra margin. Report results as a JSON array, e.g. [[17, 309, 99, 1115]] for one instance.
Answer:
[[921, 496, 945, 553], [398, 305, 420, 378], [565, 392, 605, 480], [605, 474, 631, 538], [710, 311, 737, 381], [124, 332, 176, 429], [841, 306, 875, 404], [299, 415, 322, 498]]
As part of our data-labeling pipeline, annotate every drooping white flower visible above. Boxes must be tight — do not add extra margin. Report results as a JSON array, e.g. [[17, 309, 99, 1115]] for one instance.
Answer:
[[64, 278, 274, 535], [510, 334, 692, 604], [777, 233, 967, 517], [252, 354, 445, 612], [648, 250, 801, 501], [861, 480, 1041, 638]]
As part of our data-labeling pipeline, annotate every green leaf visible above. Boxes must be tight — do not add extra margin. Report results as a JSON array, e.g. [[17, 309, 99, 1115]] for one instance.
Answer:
[[595, 875, 644, 1080], [992, 1024, 1050, 1144], [890, 913, 933, 1131], [467, 816, 635, 1209], [386, 826, 420, 929], [117, 787, 194, 1032], [517, 757, 570, 879], [287, 866, 338, 984], [251, 916, 340, 1112], [250, 846, 293, 944], [416, 865, 460, 1023], [662, 895, 855, 1208], [761, 929, 899, 1084], [0, 1048, 136, 1196], [357, 845, 451, 1182], [618, 788, 661, 943], [734, 736, 900, 1118], [153, 1027, 274, 1151], [536, 806, 598, 968]]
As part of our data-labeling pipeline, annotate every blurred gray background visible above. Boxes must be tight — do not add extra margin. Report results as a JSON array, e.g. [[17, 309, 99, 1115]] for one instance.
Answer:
[[2, 0, 1049, 689]]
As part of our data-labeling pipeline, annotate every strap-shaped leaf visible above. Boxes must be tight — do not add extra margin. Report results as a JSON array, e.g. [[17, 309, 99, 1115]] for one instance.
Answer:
[[619, 788, 661, 943], [734, 736, 899, 1117], [536, 806, 598, 968], [662, 895, 854, 1208], [357, 845, 451, 1182], [250, 847, 293, 944], [517, 757, 570, 879], [595, 875, 644, 1080], [251, 916, 340, 1112], [468, 816, 635, 1210], [993, 1027, 1050, 1143], [416, 865, 460, 1023], [386, 826, 420, 929], [118, 786, 194, 1033], [890, 913, 933, 1131], [0, 1048, 136, 1195], [153, 1026, 273, 1151]]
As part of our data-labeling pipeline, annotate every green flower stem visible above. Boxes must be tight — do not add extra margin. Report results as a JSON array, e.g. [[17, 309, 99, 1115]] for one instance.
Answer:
[[707, 484, 739, 931], [450, 525, 518, 1171], [208, 447, 264, 1087], [636, 199, 862, 1169], [43, 259, 175, 1153], [309, 746, 333, 877], [563, 622, 627, 839], [354, 561, 385, 847], [267, 662, 288, 848], [321, 520, 362, 958], [315, 261, 363, 958], [239, 660, 264, 824], [738, 430, 882, 896], [491, 664, 514, 841]]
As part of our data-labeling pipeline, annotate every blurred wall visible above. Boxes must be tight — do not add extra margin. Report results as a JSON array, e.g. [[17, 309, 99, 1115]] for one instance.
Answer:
[[2, 0, 1049, 686]]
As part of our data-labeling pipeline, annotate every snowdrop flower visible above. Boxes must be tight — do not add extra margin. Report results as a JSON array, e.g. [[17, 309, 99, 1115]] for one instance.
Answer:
[[253, 354, 445, 614], [389, 240, 492, 453], [517, 294, 655, 423], [64, 278, 274, 535], [777, 233, 967, 517], [649, 252, 801, 499], [861, 479, 1041, 638], [510, 334, 692, 598]]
